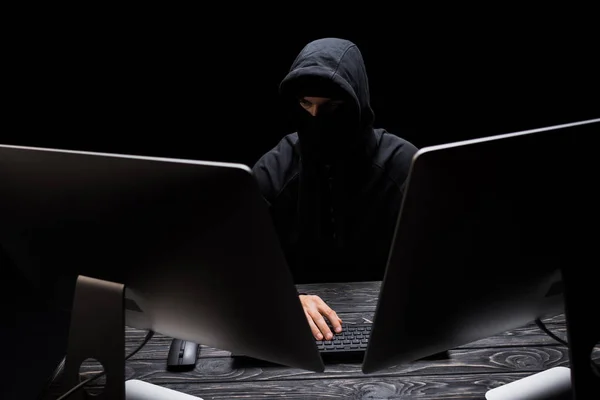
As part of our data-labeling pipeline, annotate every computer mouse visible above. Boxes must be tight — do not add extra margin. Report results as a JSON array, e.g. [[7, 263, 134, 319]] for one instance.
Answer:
[[167, 339, 199, 371]]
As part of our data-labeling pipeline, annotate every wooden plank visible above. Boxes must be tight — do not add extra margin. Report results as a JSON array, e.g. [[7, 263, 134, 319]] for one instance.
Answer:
[[123, 323, 568, 361], [84, 346, 583, 384], [124, 313, 565, 343], [296, 281, 381, 296], [123, 319, 569, 361], [44, 373, 536, 400], [538, 314, 565, 324], [296, 281, 380, 313], [97, 372, 536, 399], [124, 312, 377, 341], [294, 281, 566, 327], [459, 323, 567, 349]]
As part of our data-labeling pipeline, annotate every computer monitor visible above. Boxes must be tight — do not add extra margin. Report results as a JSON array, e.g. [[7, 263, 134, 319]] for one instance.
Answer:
[[0, 145, 325, 397], [362, 118, 600, 394]]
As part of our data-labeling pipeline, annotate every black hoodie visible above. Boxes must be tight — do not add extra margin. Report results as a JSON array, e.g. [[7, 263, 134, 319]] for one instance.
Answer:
[[253, 38, 418, 284]]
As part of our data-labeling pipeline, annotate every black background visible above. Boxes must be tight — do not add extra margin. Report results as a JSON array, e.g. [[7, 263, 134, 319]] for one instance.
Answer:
[[2, 10, 598, 399], [5, 13, 597, 167]]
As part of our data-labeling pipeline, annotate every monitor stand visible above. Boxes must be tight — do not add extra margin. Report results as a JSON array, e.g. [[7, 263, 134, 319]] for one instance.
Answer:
[[62, 275, 202, 400], [486, 262, 599, 400], [561, 262, 600, 399]]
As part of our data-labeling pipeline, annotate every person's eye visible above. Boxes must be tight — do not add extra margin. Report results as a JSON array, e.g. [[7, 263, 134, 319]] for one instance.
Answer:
[[322, 102, 342, 113], [299, 99, 312, 108]]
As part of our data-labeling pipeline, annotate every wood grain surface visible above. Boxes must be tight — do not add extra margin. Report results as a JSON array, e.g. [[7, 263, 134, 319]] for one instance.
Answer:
[[45, 281, 581, 399]]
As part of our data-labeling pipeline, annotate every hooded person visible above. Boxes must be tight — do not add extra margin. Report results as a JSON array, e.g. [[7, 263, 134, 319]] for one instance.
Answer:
[[252, 38, 418, 340]]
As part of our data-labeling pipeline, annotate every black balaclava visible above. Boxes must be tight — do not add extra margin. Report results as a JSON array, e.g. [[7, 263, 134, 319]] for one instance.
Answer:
[[291, 77, 362, 166], [286, 76, 368, 253]]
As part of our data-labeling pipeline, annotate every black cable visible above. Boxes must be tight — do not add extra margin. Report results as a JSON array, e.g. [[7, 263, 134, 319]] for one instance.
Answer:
[[37, 356, 66, 400], [535, 318, 600, 376], [535, 318, 568, 346], [41, 330, 154, 400]]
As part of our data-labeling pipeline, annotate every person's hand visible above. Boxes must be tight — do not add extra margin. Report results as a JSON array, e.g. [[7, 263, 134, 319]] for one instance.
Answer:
[[299, 294, 343, 341]]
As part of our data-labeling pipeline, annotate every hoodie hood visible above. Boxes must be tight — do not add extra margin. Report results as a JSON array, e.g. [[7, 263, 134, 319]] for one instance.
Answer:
[[279, 38, 376, 167], [280, 38, 375, 131]]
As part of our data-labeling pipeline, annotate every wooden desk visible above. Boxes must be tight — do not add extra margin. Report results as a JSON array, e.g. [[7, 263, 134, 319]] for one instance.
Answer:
[[77, 281, 570, 399], [118, 281, 571, 399]]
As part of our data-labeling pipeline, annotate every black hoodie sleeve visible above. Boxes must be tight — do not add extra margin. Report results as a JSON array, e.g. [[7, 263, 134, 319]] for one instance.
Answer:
[[252, 133, 299, 206], [253, 135, 308, 295]]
